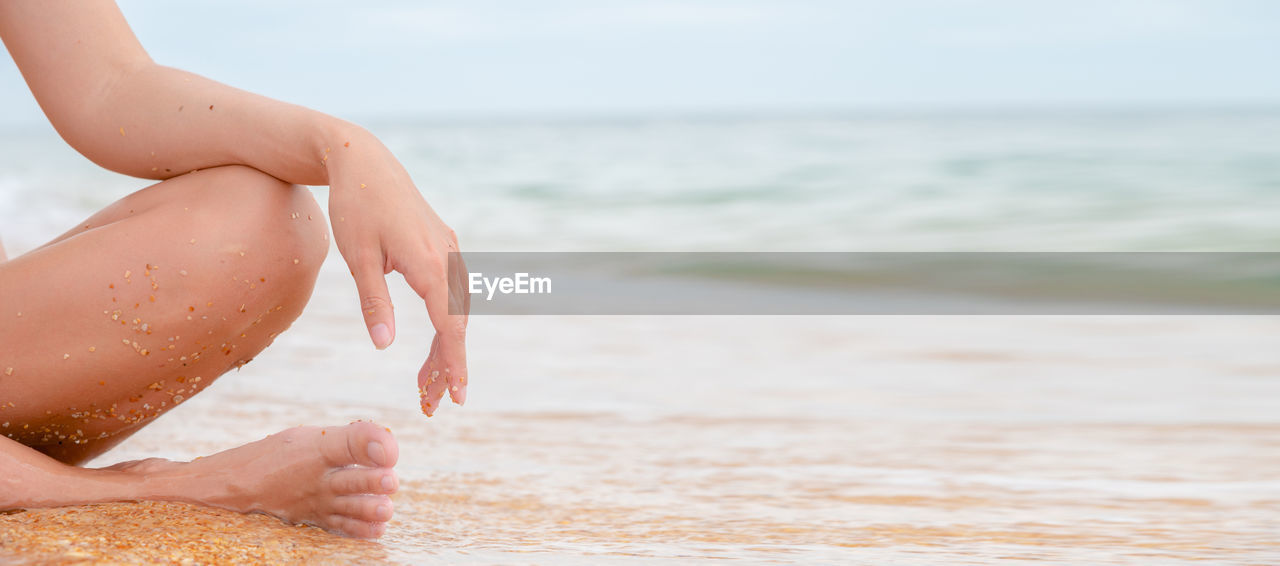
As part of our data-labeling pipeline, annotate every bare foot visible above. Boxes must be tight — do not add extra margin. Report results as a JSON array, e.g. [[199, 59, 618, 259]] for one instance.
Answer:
[[140, 422, 400, 538]]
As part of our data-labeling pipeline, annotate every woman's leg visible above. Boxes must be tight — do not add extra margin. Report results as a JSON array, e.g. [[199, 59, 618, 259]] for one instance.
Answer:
[[1, 164, 329, 462], [0, 165, 398, 538]]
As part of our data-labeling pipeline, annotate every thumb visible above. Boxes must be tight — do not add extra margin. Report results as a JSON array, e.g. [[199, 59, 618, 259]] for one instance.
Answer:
[[351, 258, 396, 349]]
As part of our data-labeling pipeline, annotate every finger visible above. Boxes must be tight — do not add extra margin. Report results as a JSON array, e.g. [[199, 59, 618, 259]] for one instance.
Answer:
[[404, 250, 469, 406], [350, 254, 396, 350], [417, 336, 450, 416], [427, 342, 450, 414], [441, 250, 471, 404]]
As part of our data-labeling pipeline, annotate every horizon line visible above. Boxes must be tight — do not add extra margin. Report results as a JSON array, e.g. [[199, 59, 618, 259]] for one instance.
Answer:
[[3, 99, 1280, 132]]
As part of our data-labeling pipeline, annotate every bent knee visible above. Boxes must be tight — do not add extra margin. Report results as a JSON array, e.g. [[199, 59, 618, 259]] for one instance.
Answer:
[[183, 166, 328, 274]]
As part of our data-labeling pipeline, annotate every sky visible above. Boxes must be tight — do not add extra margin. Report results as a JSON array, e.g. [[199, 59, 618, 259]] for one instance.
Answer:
[[2, 0, 1280, 126]]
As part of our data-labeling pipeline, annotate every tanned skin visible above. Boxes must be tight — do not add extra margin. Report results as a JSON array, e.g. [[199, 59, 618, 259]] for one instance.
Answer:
[[0, 1, 470, 538]]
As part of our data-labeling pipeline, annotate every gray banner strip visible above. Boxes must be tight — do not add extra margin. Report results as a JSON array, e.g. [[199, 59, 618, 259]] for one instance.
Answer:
[[448, 252, 1280, 315]]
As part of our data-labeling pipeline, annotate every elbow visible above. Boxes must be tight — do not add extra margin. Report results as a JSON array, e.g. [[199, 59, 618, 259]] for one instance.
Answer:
[[56, 127, 166, 181], [44, 60, 168, 179]]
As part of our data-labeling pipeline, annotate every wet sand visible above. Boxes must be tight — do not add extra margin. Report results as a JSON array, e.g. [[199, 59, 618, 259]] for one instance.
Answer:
[[2, 260, 1278, 564], [4, 408, 1277, 563], [0, 501, 382, 564]]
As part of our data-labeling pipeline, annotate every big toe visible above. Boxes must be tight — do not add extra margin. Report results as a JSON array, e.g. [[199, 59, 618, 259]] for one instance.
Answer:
[[320, 421, 399, 468]]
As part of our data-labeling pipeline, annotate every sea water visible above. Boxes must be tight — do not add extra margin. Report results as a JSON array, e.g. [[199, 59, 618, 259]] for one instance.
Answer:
[[2, 109, 1278, 563]]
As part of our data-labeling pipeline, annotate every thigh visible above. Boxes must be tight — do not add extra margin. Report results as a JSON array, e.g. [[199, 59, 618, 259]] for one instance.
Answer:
[[0, 165, 326, 461]]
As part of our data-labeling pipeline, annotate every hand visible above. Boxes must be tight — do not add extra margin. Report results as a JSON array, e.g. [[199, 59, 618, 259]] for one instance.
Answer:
[[324, 128, 470, 416]]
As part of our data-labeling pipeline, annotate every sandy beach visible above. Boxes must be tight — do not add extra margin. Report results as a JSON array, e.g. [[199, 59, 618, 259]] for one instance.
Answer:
[[1, 0, 1278, 560], [2, 253, 1277, 563]]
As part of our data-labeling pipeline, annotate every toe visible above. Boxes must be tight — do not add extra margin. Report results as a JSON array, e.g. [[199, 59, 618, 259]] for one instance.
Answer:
[[328, 467, 398, 495], [327, 514, 388, 539], [331, 494, 394, 523], [320, 421, 399, 468]]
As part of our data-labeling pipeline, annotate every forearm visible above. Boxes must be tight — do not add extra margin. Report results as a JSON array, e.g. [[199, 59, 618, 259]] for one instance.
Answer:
[[0, 0, 357, 187], [68, 63, 354, 186]]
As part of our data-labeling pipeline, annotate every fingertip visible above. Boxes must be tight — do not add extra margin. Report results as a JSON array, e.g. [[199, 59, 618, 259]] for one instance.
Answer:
[[446, 378, 466, 406], [370, 322, 393, 350], [419, 393, 435, 417]]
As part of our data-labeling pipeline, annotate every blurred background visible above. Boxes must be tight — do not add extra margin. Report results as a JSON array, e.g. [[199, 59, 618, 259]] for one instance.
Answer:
[[2, 2, 1279, 564], [2, 0, 1279, 254]]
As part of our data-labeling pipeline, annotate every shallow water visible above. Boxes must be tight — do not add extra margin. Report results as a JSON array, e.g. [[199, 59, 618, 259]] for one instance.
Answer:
[[2, 112, 1279, 562], [5, 257, 1269, 563]]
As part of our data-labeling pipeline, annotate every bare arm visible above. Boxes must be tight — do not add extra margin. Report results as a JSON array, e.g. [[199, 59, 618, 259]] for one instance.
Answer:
[[0, 1, 468, 412], [0, 1, 333, 184]]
